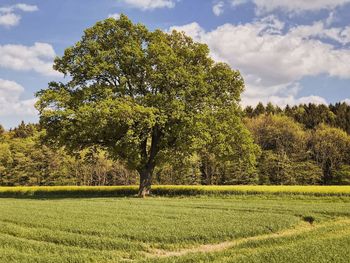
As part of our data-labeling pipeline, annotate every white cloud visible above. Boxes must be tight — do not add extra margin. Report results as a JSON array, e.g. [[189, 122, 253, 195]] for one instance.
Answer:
[[169, 22, 205, 39], [0, 79, 37, 118], [213, 1, 225, 16], [342, 98, 350, 105], [0, 3, 38, 13], [170, 17, 350, 106], [108, 13, 120, 19], [14, 3, 39, 12], [230, 0, 249, 7], [267, 95, 327, 107], [0, 42, 61, 77], [253, 0, 350, 14], [120, 0, 175, 10], [0, 78, 23, 99], [290, 21, 350, 45], [0, 12, 20, 27], [297, 95, 328, 105], [228, 0, 350, 15], [0, 3, 38, 28]]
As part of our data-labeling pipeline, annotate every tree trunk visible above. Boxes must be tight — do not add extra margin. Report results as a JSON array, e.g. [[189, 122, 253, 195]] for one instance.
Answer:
[[323, 158, 333, 185], [137, 125, 161, 197], [138, 168, 153, 197]]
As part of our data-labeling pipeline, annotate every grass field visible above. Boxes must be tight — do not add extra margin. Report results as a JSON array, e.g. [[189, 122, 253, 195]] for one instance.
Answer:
[[0, 191, 350, 262]]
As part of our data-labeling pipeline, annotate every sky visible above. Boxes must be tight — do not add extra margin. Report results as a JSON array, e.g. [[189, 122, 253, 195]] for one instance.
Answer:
[[0, 0, 349, 128]]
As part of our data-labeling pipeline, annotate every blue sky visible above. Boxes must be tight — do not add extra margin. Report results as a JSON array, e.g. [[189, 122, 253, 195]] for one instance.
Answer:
[[0, 0, 349, 128]]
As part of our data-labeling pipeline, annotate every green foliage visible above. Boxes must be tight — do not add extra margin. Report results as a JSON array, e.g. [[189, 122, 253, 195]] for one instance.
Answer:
[[331, 102, 350, 134], [245, 114, 307, 185], [10, 121, 37, 138], [253, 102, 265, 116], [198, 111, 260, 185], [290, 161, 323, 185], [245, 114, 306, 156], [265, 102, 275, 114], [289, 104, 335, 129], [243, 105, 254, 118], [2, 107, 350, 187], [257, 152, 322, 185], [245, 113, 350, 185], [0, 142, 12, 184], [246, 102, 350, 134], [2, 100, 350, 186], [36, 15, 253, 195], [154, 154, 202, 185], [311, 125, 350, 184], [257, 151, 295, 184], [334, 165, 350, 185], [0, 124, 4, 137], [0, 125, 137, 186]]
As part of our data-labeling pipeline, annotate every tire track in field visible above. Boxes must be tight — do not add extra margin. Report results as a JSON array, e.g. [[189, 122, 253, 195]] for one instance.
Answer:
[[0, 219, 147, 252], [146, 218, 350, 258]]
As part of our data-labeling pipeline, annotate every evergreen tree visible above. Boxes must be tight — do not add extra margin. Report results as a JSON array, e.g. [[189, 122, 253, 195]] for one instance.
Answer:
[[253, 102, 265, 116]]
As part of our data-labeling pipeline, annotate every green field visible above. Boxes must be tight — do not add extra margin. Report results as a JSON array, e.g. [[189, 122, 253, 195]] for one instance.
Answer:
[[1, 189, 350, 263]]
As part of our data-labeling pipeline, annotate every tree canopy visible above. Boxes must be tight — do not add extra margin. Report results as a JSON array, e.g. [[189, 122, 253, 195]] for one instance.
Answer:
[[36, 15, 255, 196], [310, 124, 350, 184]]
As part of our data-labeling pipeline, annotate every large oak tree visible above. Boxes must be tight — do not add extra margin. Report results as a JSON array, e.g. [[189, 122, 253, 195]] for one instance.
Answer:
[[36, 15, 256, 197]]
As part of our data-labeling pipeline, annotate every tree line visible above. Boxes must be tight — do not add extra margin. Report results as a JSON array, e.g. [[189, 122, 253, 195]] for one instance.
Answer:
[[244, 102, 350, 133], [1, 101, 350, 187], [0, 122, 138, 186], [244, 104, 350, 185]]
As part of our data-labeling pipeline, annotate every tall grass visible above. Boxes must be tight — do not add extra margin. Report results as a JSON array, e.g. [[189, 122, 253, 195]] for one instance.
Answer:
[[0, 196, 350, 262], [0, 185, 350, 198]]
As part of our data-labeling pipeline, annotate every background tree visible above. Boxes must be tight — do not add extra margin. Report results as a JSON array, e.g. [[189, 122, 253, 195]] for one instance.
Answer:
[[244, 102, 350, 135], [310, 124, 350, 184], [253, 102, 265, 116], [333, 165, 350, 185], [330, 102, 350, 134], [286, 104, 335, 129], [258, 151, 294, 184], [265, 102, 275, 114], [0, 123, 137, 187], [244, 105, 254, 118], [245, 115, 312, 184], [245, 114, 306, 156], [36, 15, 254, 197], [11, 121, 37, 139], [2, 99, 350, 187], [0, 125, 5, 137], [154, 154, 201, 185], [0, 142, 12, 185]]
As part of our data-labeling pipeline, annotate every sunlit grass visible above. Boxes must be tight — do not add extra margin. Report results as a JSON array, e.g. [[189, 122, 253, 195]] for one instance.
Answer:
[[0, 196, 349, 262]]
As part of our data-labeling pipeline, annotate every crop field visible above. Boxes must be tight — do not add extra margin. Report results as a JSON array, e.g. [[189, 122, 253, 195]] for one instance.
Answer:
[[1, 185, 350, 198], [0, 188, 350, 263]]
